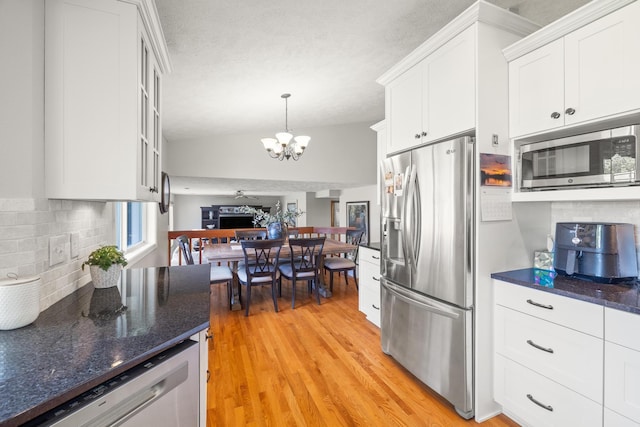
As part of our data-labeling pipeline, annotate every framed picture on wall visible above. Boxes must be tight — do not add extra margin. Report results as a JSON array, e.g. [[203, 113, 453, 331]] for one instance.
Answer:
[[346, 201, 369, 245], [287, 202, 297, 226]]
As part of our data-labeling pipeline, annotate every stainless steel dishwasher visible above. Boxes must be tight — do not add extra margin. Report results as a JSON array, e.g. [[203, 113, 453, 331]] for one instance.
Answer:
[[25, 340, 200, 426]]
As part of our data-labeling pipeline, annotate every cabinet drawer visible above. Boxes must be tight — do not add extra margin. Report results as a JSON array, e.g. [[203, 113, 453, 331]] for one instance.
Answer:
[[496, 305, 603, 403], [495, 280, 603, 337], [495, 355, 602, 427], [359, 260, 381, 292], [605, 308, 640, 351], [359, 247, 381, 266], [359, 285, 381, 327], [605, 342, 640, 423]]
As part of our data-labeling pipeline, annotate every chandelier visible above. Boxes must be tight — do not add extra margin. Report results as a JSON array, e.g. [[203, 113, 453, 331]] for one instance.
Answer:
[[261, 93, 310, 161]]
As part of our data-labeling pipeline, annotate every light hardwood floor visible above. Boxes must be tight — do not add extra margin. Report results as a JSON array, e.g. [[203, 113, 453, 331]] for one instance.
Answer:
[[206, 275, 518, 427]]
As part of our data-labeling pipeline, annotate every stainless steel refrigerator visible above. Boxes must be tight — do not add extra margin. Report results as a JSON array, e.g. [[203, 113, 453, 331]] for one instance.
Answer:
[[380, 136, 474, 419]]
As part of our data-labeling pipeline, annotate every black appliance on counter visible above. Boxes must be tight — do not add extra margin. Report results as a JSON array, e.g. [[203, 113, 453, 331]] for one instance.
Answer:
[[554, 222, 638, 283]]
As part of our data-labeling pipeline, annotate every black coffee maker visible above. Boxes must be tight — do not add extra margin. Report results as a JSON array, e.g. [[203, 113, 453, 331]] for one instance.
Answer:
[[553, 222, 639, 283]]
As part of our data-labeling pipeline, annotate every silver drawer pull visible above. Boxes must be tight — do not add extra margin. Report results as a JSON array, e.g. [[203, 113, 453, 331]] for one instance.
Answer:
[[372, 304, 380, 310], [527, 394, 553, 412], [372, 255, 380, 260], [527, 339, 554, 353], [526, 299, 553, 310], [372, 276, 380, 282]]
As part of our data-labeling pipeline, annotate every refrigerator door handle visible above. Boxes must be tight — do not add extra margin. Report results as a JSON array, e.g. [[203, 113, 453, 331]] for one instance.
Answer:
[[382, 281, 461, 320], [403, 165, 418, 273]]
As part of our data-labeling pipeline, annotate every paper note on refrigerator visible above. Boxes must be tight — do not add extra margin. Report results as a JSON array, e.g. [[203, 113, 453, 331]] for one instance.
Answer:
[[480, 187, 512, 221]]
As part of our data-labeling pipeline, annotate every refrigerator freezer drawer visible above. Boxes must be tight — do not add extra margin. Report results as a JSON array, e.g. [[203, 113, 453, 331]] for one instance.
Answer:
[[380, 280, 473, 418]]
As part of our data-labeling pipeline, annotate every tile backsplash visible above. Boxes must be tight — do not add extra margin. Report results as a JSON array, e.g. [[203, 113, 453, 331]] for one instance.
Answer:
[[0, 198, 113, 311], [550, 200, 640, 277]]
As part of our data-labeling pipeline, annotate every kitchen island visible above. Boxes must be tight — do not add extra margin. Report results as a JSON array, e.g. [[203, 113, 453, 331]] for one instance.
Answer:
[[0, 264, 211, 426]]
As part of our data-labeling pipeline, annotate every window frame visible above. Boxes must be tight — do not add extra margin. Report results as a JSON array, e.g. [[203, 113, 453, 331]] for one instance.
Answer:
[[116, 201, 157, 266]]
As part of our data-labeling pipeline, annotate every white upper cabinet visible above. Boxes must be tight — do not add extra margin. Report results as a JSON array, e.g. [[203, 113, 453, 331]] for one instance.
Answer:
[[508, 39, 564, 137], [379, 2, 537, 156], [45, 0, 171, 201], [384, 27, 475, 155], [505, 0, 640, 139]]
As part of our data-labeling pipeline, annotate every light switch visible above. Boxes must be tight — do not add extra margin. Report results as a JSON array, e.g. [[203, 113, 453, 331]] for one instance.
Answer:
[[49, 235, 68, 266]]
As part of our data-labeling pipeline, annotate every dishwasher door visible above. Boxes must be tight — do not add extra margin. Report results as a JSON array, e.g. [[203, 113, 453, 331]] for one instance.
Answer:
[[28, 340, 200, 426]]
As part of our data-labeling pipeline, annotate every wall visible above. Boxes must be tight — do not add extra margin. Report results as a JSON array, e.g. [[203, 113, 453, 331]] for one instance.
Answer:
[[339, 185, 380, 244], [0, 1, 115, 311], [164, 122, 377, 187]]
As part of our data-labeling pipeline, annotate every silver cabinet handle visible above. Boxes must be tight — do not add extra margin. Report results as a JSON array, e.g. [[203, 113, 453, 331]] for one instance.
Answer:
[[372, 304, 380, 310], [550, 112, 561, 119], [527, 394, 553, 412], [565, 107, 576, 115], [421, 131, 427, 137], [527, 339, 554, 353], [414, 133, 421, 139], [372, 276, 380, 282], [526, 299, 553, 310], [371, 255, 380, 260]]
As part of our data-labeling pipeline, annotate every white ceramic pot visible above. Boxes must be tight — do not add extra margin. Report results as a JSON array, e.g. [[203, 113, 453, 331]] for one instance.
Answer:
[[90, 264, 123, 289], [0, 274, 40, 330]]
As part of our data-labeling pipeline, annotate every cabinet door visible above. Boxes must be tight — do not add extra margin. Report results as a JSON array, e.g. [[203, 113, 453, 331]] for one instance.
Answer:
[[564, 1, 640, 126], [605, 342, 640, 424], [424, 27, 476, 142], [137, 19, 161, 202], [386, 64, 423, 154], [508, 39, 564, 138]]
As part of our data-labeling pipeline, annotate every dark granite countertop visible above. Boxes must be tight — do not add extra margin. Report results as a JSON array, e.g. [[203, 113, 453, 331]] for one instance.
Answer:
[[0, 264, 211, 427], [361, 242, 380, 251], [491, 268, 640, 315]]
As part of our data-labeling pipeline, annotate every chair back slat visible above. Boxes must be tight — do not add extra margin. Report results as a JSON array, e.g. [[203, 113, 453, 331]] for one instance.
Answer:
[[240, 239, 283, 280], [288, 237, 325, 272]]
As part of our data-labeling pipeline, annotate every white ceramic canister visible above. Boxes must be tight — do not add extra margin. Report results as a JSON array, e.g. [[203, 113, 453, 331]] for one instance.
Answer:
[[0, 274, 41, 330]]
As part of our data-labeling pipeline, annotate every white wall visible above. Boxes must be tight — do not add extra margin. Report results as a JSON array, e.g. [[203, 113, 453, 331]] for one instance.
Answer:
[[164, 122, 377, 187]]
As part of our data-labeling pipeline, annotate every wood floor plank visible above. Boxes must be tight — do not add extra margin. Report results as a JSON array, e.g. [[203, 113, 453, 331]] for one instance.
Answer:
[[207, 277, 518, 427]]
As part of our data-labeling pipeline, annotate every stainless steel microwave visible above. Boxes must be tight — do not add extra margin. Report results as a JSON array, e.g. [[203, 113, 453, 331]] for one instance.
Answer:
[[518, 125, 640, 191]]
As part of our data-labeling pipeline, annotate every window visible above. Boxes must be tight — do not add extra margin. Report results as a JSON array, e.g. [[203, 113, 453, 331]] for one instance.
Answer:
[[116, 202, 157, 264]]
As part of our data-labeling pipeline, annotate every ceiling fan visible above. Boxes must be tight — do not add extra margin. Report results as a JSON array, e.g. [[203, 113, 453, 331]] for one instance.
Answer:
[[233, 190, 258, 200]]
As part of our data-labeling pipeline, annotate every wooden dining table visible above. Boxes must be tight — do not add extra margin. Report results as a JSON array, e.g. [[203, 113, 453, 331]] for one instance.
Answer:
[[201, 239, 359, 311]]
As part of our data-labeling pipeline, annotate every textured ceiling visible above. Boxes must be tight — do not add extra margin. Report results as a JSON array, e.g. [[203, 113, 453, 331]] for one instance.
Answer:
[[155, 0, 588, 196]]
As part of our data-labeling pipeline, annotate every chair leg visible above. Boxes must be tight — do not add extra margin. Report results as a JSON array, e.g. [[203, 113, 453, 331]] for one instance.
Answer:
[[272, 280, 279, 313], [291, 277, 296, 309], [227, 281, 232, 310], [314, 278, 321, 305], [344, 271, 349, 286], [329, 271, 334, 292], [245, 285, 251, 317], [353, 268, 358, 291], [278, 276, 282, 297]]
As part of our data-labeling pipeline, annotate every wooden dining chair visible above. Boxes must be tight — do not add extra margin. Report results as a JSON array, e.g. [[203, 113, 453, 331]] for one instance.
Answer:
[[237, 239, 283, 316], [177, 235, 234, 308], [278, 237, 325, 309], [323, 229, 364, 292]]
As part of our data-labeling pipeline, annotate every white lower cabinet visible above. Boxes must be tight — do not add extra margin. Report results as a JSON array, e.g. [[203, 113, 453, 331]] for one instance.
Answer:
[[494, 279, 604, 426], [358, 246, 381, 327], [495, 355, 602, 427], [605, 308, 640, 426]]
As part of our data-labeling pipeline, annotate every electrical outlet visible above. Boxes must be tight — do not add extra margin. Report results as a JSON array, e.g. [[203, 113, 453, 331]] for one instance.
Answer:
[[492, 134, 499, 147], [49, 235, 68, 266], [70, 232, 80, 258]]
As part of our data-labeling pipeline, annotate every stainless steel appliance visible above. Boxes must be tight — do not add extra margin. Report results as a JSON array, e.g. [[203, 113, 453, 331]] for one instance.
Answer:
[[380, 136, 474, 419], [25, 340, 200, 426], [518, 124, 640, 191], [554, 222, 638, 283]]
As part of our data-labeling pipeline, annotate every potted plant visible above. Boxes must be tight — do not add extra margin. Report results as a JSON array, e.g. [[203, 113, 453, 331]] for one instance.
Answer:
[[240, 201, 304, 239], [82, 245, 128, 289]]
